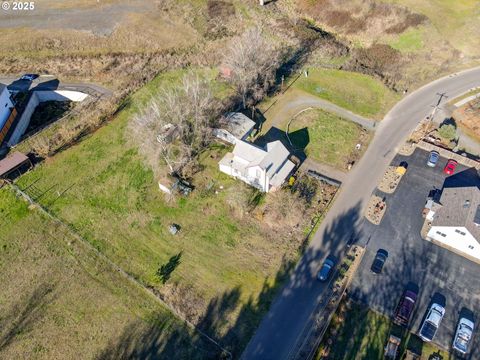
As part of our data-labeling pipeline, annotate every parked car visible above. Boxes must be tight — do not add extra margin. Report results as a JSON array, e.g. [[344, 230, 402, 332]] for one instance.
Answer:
[[20, 74, 38, 81], [370, 249, 388, 274], [427, 151, 439, 167], [394, 290, 418, 326], [443, 159, 458, 175], [419, 303, 445, 342], [452, 317, 474, 354], [317, 258, 335, 281]]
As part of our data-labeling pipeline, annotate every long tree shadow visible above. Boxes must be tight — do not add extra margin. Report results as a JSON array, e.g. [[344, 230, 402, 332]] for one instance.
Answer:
[[96, 203, 364, 359], [0, 282, 57, 352]]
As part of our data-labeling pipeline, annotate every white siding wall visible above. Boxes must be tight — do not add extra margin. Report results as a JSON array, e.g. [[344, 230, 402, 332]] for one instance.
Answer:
[[0, 88, 14, 130], [427, 226, 480, 261]]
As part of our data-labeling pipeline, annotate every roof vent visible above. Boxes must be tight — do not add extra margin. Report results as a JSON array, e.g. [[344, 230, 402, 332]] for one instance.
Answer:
[[464, 200, 471, 208]]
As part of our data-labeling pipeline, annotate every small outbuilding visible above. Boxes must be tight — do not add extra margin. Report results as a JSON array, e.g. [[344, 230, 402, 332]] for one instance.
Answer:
[[0, 152, 31, 179], [213, 112, 255, 145]]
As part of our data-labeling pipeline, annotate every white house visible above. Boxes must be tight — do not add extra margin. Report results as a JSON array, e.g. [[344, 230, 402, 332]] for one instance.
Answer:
[[426, 184, 480, 261], [213, 112, 255, 145], [218, 140, 295, 192], [0, 84, 14, 130]]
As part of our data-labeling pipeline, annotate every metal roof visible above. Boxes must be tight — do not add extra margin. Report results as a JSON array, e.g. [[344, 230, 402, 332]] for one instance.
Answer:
[[0, 152, 30, 177]]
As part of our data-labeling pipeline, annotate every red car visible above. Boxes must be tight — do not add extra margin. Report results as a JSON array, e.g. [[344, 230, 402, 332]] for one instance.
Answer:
[[444, 159, 458, 175]]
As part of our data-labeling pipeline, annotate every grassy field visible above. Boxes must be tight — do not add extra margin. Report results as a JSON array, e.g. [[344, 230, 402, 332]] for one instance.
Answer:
[[12, 68, 329, 355], [382, 0, 480, 57], [292, 69, 400, 119], [317, 300, 448, 360], [0, 188, 220, 359], [282, 109, 371, 169]]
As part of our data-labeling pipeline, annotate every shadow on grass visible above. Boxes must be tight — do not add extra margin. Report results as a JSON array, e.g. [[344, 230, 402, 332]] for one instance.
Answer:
[[97, 203, 363, 359], [0, 282, 57, 351]]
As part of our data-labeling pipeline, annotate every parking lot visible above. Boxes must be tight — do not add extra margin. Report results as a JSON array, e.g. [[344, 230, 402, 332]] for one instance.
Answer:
[[350, 148, 480, 358]]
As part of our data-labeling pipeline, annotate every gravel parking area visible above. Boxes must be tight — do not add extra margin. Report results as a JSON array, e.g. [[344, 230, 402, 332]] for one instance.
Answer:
[[350, 148, 480, 358]]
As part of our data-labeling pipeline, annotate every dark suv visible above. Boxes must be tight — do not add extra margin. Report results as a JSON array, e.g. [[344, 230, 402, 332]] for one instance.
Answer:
[[394, 290, 417, 326], [370, 249, 388, 274]]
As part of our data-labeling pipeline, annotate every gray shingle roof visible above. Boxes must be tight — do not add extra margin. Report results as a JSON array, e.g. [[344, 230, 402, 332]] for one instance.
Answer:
[[433, 185, 480, 239]]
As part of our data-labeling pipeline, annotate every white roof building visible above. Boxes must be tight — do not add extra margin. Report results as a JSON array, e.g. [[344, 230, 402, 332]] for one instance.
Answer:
[[426, 179, 480, 262], [218, 140, 295, 192]]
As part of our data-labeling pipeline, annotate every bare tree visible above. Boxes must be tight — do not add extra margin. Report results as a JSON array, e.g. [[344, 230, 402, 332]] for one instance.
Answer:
[[222, 27, 280, 109], [131, 73, 219, 179]]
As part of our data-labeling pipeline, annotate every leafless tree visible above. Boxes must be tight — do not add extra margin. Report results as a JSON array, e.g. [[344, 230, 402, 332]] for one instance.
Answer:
[[131, 73, 219, 179], [222, 27, 280, 109]]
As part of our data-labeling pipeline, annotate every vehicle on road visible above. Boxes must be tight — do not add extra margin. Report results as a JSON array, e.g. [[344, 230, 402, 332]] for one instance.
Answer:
[[419, 303, 445, 342], [317, 258, 335, 282], [443, 159, 458, 175], [394, 290, 417, 326], [452, 317, 474, 354], [370, 249, 388, 274], [20, 74, 38, 81], [427, 151, 439, 167]]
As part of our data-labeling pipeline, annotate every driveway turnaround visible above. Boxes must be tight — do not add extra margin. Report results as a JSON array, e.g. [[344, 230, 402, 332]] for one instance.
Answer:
[[241, 67, 480, 360], [350, 148, 480, 357]]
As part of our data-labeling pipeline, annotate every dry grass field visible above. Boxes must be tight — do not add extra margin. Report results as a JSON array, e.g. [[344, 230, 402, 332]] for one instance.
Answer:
[[0, 188, 220, 359], [292, 0, 480, 88]]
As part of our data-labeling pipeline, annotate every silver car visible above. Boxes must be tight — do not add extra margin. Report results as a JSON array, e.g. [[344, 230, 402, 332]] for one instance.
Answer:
[[419, 303, 445, 342], [427, 151, 439, 167], [453, 317, 474, 354]]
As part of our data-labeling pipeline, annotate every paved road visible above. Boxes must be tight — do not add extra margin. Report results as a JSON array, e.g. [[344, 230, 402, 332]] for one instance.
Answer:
[[241, 67, 480, 360], [263, 90, 376, 131]]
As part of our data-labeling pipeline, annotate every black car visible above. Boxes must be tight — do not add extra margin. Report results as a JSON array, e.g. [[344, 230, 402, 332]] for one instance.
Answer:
[[371, 249, 388, 274]]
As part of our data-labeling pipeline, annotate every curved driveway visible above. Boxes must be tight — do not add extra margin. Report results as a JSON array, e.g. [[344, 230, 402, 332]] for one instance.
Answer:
[[241, 67, 480, 360]]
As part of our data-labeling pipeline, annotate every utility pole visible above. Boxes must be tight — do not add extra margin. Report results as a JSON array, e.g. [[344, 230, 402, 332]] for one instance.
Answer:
[[428, 92, 449, 121]]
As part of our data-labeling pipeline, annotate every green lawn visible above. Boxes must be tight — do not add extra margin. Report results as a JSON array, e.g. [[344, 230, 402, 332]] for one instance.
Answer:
[[389, 27, 425, 53], [292, 69, 400, 119], [382, 0, 480, 57], [283, 109, 371, 169], [317, 301, 449, 360], [13, 68, 314, 354], [0, 188, 218, 359]]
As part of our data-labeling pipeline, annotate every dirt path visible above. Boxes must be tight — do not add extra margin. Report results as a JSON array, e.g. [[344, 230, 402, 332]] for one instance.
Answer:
[[260, 89, 377, 133]]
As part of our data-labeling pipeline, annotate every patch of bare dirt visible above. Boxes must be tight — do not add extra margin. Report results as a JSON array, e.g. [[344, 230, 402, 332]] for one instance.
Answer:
[[343, 43, 404, 90], [453, 98, 480, 139]]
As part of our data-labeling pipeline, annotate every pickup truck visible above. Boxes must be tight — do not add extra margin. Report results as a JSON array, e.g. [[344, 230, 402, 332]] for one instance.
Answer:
[[393, 290, 417, 327]]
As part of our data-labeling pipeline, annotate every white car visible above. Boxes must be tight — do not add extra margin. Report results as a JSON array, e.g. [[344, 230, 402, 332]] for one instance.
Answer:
[[419, 303, 445, 342], [452, 317, 474, 354]]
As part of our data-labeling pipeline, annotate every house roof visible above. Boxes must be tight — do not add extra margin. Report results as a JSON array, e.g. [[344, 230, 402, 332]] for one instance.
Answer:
[[221, 139, 294, 188], [218, 112, 255, 139], [232, 140, 267, 163], [0, 152, 30, 177], [433, 185, 480, 239]]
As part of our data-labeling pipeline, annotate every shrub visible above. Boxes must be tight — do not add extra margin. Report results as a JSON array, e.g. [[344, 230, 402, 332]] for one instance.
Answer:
[[438, 124, 456, 141]]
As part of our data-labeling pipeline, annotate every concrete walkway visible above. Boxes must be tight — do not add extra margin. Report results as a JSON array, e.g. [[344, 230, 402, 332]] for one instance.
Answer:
[[300, 158, 347, 184], [261, 89, 376, 132]]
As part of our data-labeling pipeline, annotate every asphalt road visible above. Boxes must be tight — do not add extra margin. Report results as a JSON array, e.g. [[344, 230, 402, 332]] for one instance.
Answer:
[[241, 67, 480, 360], [0, 75, 112, 98], [350, 149, 480, 358]]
